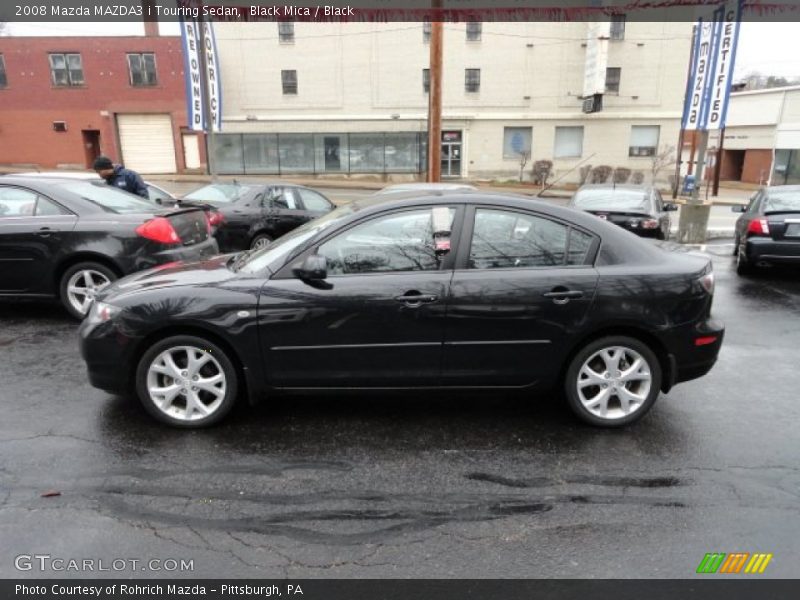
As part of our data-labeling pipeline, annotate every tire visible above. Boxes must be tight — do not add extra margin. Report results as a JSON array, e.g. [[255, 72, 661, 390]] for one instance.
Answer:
[[735, 240, 753, 276], [59, 261, 117, 319], [564, 336, 662, 427], [135, 335, 239, 428], [250, 233, 273, 250], [732, 234, 739, 256]]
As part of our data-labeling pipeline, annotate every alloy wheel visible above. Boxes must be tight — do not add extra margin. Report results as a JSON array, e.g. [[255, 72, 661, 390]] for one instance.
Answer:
[[576, 345, 652, 420], [145, 345, 227, 422], [66, 269, 112, 316]]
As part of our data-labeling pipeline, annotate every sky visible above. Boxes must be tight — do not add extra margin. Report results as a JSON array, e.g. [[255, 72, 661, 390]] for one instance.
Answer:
[[3, 21, 800, 80]]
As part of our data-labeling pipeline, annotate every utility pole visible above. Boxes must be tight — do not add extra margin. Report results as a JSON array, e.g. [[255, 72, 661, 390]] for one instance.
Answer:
[[197, 14, 217, 181], [713, 128, 725, 196], [426, 5, 443, 182]]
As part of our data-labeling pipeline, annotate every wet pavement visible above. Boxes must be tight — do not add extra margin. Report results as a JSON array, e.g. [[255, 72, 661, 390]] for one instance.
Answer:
[[0, 245, 799, 579]]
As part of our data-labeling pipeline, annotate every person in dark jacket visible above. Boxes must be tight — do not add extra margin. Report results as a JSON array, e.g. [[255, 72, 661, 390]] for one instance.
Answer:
[[93, 156, 149, 199]]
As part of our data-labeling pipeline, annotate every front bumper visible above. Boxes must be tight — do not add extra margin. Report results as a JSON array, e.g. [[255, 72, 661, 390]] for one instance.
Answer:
[[78, 317, 139, 395]]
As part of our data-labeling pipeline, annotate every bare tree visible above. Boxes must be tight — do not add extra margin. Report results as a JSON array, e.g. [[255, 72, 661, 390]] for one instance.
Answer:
[[517, 150, 529, 183], [650, 145, 676, 184]]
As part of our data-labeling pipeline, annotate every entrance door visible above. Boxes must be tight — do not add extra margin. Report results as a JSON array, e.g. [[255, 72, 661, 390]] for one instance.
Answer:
[[324, 137, 341, 171], [441, 131, 462, 177], [82, 130, 101, 169]]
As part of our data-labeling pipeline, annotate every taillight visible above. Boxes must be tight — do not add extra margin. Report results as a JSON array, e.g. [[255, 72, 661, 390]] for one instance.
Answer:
[[135, 217, 180, 245], [206, 211, 225, 227], [747, 218, 770, 236]]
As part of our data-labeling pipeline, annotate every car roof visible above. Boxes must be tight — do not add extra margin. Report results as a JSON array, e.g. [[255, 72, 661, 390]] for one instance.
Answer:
[[378, 182, 478, 193], [576, 184, 653, 193], [12, 171, 98, 179], [765, 185, 800, 193]]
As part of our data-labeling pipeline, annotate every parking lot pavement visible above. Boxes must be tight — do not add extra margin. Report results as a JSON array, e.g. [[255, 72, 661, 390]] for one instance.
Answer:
[[1, 251, 799, 579]]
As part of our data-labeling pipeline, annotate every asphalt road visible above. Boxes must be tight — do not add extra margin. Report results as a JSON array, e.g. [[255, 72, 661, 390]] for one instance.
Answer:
[[1, 245, 799, 579]]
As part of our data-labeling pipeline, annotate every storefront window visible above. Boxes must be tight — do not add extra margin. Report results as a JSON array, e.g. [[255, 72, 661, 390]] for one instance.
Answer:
[[349, 133, 386, 173], [243, 134, 280, 174], [278, 133, 315, 172], [214, 134, 244, 173]]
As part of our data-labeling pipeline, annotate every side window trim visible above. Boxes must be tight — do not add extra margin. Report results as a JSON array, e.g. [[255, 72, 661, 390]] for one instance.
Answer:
[[272, 204, 465, 279], [455, 204, 598, 271]]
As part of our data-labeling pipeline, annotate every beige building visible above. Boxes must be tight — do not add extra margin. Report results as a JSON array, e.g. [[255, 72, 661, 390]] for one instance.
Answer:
[[711, 86, 800, 185], [213, 20, 692, 182]]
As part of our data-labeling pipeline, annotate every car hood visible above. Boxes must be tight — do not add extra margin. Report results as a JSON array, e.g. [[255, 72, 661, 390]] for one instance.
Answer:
[[100, 254, 238, 301]]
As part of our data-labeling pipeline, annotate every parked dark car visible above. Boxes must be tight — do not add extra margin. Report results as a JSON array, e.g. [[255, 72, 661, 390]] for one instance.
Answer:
[[569, 184, 677, 240], [16, 171, 178, 206], [0, 176, 218, 318], [180, 182, 335, 252], [80, 191, 723, 429], [732, 185, 800, 275]]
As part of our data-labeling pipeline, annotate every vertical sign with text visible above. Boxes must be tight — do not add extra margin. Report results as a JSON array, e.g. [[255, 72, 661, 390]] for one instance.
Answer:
[[180, 18, 222, 132]]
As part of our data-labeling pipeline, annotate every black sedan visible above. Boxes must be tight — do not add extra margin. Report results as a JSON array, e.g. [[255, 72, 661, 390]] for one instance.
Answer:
[[180, 182, 335, 252], [0, 176, 218, 318], [569, 184, 677, 240], [80, 192, 723, 429], [732, 185, 800, 275]]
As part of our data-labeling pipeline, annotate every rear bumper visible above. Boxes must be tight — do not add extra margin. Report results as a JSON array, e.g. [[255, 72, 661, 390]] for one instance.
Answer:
[[664, 317, 725, 388], [746, 237, 800, 265], [129, 237, 219, 274]]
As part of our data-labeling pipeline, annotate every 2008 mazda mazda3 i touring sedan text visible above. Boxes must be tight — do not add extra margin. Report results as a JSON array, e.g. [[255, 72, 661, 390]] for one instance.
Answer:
[[79, 192, 724, 428]]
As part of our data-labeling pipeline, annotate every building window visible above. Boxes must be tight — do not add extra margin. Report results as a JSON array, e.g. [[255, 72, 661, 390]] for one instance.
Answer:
[[278, 22, 294, 43], [423, 69, 430, 93], [0, 55, 6, 88], [465, 68, 480, 93], [127, 53, 157, 87], [423, 21, 431, 43], [610, 15, 626, 40], [629, 125, 660, 157], [554, 126, 584, 159], [466, 21, 482, 41], [502, 127, 532, 159], [605, 67, 621, 94], [281, 70, 298, 95], [49, 53, 84, 87]]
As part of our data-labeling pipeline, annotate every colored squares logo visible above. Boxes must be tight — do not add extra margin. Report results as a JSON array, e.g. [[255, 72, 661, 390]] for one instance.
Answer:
[[696, 553, 773, 574]]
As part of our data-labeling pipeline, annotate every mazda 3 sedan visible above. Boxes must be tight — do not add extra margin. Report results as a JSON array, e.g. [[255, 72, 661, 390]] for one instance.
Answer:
[[79, 192, 723, 428], [0, 176, 218, 318], [569, 184, 677, 240]]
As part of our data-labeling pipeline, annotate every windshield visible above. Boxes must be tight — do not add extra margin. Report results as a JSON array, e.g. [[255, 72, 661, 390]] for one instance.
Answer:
[[184, 183, 256, 203], [59, 181, 155, 214], [764, 190, 800, 213], [573, 190, 651, 212], [238, 203, 356, 274]]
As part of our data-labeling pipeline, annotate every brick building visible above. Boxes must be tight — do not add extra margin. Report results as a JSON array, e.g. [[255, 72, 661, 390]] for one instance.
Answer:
[[0, 30, 204, 173]]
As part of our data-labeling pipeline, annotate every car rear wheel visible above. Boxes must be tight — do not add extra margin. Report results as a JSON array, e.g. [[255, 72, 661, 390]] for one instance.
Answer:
[[250, 233, 273, 250], [564, 336, 662, 427], [736, 240, 753, 276], [136, 335, 238, 428], [59, 262, 117, 319]]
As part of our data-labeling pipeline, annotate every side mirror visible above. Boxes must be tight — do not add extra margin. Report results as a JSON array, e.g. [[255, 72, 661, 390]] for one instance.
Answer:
[[731, 205, 747, 213], [663, 203, 678, 212], [293, 254, 327, 281]]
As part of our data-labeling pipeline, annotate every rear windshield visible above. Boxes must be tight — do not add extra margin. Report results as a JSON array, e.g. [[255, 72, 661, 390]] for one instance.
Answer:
[[573, 190, 651, 211], [764, 190, 800, 213], [184, 183, 256, 203], [59, 181, 155, 214]]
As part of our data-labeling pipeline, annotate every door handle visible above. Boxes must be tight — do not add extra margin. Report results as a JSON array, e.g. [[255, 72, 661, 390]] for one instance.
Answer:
[[395, 291, 439, 307], [35, 227, 55, 237], [543, 288, 584, 305]]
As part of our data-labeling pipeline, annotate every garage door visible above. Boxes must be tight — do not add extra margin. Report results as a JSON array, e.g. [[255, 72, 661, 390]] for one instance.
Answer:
[[117, 113, 177, 174]]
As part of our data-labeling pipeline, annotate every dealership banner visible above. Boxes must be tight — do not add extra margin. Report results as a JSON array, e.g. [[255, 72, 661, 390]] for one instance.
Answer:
[[682, 0, 742, 131], [180, 17, 223, 132]]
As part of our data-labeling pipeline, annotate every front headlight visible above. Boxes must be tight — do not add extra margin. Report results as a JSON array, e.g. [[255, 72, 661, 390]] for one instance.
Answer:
[[87, 301, 119, 324]]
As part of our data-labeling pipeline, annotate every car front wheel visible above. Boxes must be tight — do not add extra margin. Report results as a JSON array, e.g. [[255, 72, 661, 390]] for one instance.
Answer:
[[135, 335, 238, 427], [564, 336, 662, 427]]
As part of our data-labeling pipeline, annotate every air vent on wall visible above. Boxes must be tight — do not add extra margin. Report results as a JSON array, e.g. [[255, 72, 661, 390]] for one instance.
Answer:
[[52, 121, 67, 132]]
